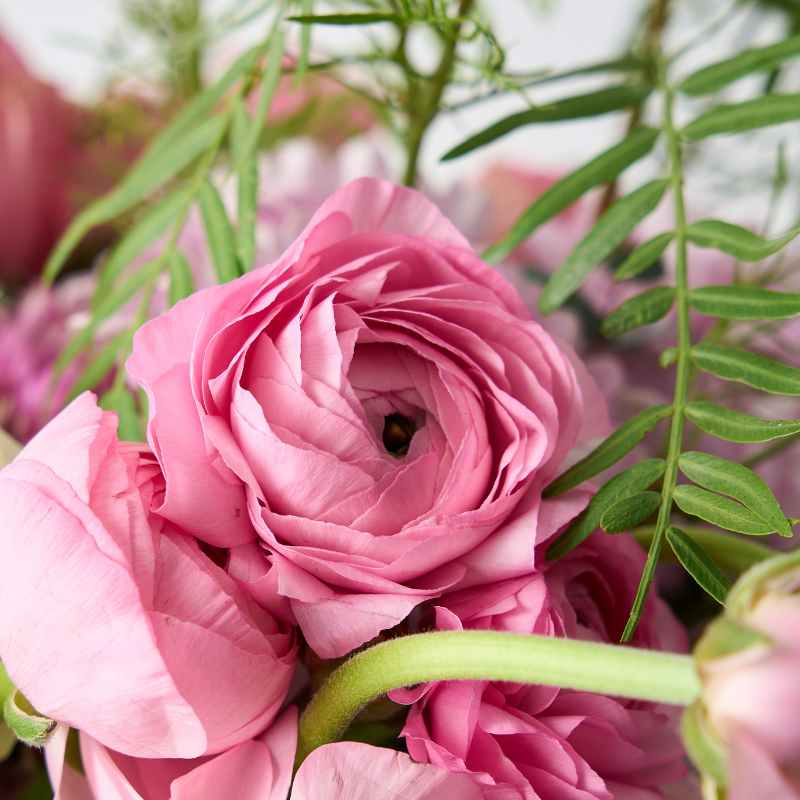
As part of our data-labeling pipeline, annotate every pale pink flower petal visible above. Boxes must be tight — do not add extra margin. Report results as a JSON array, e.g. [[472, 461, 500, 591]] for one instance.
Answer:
[[291, 742, 485, 800]]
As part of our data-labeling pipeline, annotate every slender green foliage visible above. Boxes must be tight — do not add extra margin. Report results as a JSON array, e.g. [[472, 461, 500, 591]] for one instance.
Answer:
[[666, 528, 730, 605], [483, 127, 661, 263], [539, 179, 669, 314]]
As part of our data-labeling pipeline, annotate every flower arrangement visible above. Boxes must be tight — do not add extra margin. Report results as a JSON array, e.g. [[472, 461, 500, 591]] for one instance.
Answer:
[[1, 3, 800, 798]]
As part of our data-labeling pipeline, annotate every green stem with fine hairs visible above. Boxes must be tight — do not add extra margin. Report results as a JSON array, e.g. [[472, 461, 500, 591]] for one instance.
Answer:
[[622, 57, 692, 642], [295, 630, 700, 767]]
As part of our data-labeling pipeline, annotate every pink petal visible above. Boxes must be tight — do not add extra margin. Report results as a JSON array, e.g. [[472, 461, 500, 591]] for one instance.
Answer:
[[291, 742, 485, 800]]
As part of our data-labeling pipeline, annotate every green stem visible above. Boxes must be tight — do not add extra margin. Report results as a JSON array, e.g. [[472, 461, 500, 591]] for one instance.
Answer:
[[295, 630, 700, 767], [402, 0, 473, 185], [622, 60, 692, 642], [633, 524, 774, 574]]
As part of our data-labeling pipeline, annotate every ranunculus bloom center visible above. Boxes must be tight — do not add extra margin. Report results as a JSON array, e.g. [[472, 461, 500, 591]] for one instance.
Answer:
[[382, 413, 416, 456]]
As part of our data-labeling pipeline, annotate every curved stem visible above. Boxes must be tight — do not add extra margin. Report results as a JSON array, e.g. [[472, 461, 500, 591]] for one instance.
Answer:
[[402, 0, 473, 185], [633, 524, 775, 573], [295, 630, 699, 767], [622, 59, 692, 642]]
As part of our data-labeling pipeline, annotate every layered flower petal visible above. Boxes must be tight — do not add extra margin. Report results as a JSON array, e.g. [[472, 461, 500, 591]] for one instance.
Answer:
[[129, 177, 606, 657], [0, 394, 295, 758], [291, 742, 485, 800]]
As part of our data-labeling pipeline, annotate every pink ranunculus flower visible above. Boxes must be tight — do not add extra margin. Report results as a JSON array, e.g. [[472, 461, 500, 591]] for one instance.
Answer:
[[128, 177, 608, 658], [395, 533, 688, 799], [45, 708, 297, 800], [0, 393, 296, 758], [0, 33, 76, 284], [695, 552, 800, 799], [291, 741, 484, 799]]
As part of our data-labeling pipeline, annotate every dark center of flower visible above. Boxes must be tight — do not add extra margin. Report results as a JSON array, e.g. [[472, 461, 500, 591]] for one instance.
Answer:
[[382, 413, 417, 456]]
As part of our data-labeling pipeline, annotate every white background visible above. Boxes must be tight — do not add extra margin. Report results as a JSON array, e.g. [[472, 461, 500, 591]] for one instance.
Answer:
[[0, 0, 796, 219]]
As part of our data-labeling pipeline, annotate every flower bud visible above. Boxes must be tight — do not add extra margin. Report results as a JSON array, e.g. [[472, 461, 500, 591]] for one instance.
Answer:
[[687, 551, 800, 798]]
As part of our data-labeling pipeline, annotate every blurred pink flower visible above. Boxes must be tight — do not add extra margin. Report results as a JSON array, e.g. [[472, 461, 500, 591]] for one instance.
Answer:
[[0, 276, 96, 441], [394, 533, 688, 799], [265, 56, 377, 147], [0, 34, 76, 284], [0, 393, 296, 758]]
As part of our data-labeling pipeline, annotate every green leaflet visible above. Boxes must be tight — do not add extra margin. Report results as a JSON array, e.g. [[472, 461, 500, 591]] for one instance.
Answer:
[[237, 26, 285, 169], [296, 0, 313, 81], [520, 55, 645, 88], [601, 286, 675, 338], [443, 84, 651, 161], [689, 284, 800, 320], [67, 330, 132, 403], [44, 116, 226, 284], [41, 34, 278, 283], [683, 94, 800, 140], [679, 34, 800, 95], [667, 527, 731, 605], [288, 13, 403, 24], [685, 401, 800, 443], [55, 258, 163, 377], [544, 405, 672, 497], [232, 100, 259, 272], [95, 188, 192, 304], [613, 232, 673, 281], [600, 491, 661, 533], [660, 347, 678, 368], [678, 451, 792, 536], [539, 179, 669, 314], [672, 485, 775, 536], [167, 251, 195, 306], [198, 181, 241, 283], [685, 219, 800, 261], [547, 458, 666, 560], [3, 690, 55, 747], [692, 342, 800, 396], [482, 127, 660, 264]]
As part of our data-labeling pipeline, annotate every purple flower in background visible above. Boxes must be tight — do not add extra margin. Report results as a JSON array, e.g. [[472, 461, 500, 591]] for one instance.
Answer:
[[0, 277, 95, 441]]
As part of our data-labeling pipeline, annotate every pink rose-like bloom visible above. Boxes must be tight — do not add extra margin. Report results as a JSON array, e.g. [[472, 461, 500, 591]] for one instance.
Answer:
[[128, 177, 607, 658], [0, 33, 75, 284], [46, 708, 297, 800], [291, 741, 484, 799], [699, 555, 800, 799], [0, 393, 296, 758], [395, 533, 688, 799]]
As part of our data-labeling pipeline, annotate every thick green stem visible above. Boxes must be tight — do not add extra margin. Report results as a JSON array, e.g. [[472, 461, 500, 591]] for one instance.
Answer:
[[622, 61, 692, 642], [402, 0, 473, 185], [295, 630, 699, 766]]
